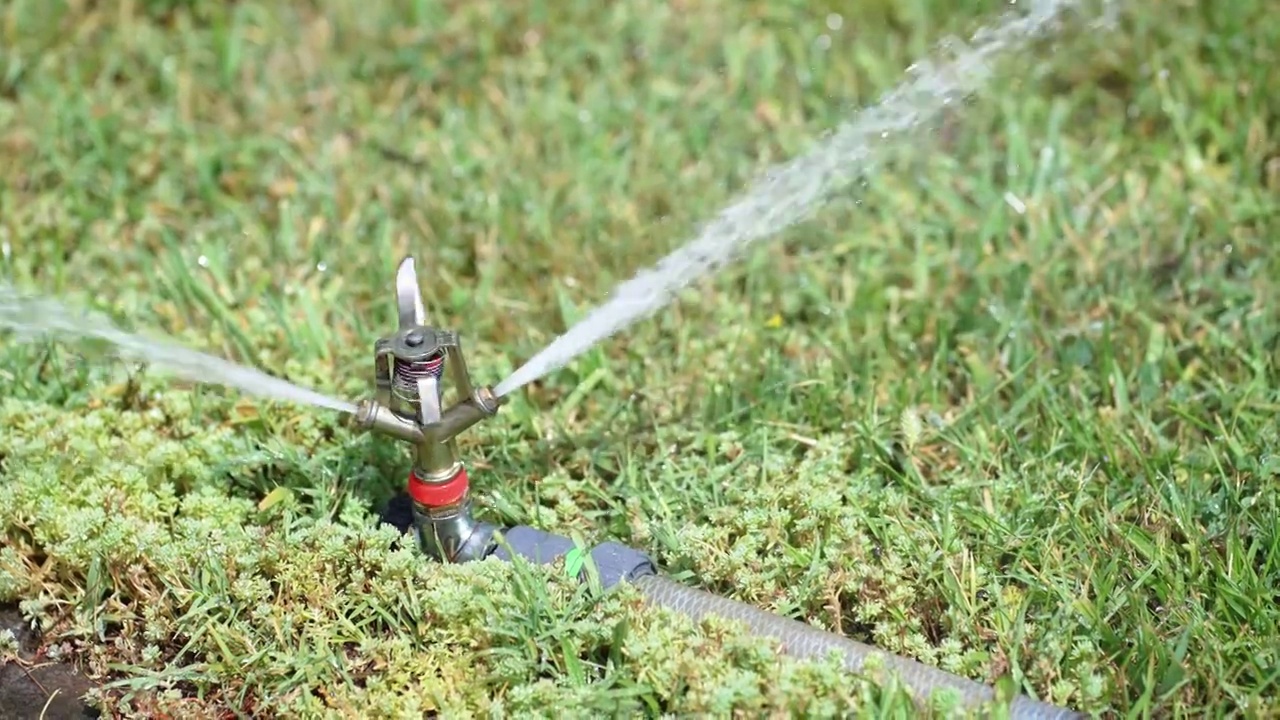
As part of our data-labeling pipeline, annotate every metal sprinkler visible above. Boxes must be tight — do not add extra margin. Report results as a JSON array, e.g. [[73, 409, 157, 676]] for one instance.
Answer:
[[352, 256, 507, 563]]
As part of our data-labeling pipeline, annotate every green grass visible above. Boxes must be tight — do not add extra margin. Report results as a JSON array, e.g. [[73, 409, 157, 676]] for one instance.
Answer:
[[1, 0, 1278, 716]]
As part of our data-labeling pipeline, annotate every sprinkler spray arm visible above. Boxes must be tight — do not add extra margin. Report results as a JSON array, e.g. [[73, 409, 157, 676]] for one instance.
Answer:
[[351, 256, 507, 563], [355, 385, 505, 458]]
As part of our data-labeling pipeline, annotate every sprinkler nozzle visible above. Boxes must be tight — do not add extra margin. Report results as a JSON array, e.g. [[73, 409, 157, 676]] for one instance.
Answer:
[[354, 398, 424, 444], [354, 256, 507, 563]]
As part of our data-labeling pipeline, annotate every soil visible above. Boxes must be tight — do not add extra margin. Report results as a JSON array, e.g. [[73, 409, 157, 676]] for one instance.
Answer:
[[0, 607, 100, 720]]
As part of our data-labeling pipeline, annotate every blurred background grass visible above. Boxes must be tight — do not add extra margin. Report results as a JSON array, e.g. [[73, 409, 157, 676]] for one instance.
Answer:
[[1, 0, 1278, 716]]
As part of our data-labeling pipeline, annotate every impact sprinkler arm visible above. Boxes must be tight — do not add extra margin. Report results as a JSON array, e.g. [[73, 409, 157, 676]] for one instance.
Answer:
[[352, 256, 507, 563]]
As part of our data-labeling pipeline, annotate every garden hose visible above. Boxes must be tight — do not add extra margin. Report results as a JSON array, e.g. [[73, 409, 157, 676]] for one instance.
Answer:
[[633, 573, 1081, 719], [486, 526, 1083, 719]]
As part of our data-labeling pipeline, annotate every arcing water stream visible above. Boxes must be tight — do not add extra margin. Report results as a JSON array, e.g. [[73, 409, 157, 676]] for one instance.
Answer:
[[0, 283, 356, 414], [0, 0, 1103, 413], [493, 0, 1103, 397]]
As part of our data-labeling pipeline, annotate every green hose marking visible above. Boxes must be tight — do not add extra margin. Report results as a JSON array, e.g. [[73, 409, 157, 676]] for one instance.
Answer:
[[564, 547, 586, 578]]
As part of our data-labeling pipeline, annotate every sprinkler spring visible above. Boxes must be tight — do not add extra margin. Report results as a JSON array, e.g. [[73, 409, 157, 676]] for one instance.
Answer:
[[352, 256, 507, 563], [391, 351, 445, 403]]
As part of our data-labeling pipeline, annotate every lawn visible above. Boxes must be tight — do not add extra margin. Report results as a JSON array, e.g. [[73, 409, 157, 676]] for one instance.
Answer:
[[1, 0, 1278, 717]]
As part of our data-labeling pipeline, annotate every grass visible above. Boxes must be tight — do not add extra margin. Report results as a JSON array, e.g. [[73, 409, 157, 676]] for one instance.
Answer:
[[1, 0, 1278, 716]]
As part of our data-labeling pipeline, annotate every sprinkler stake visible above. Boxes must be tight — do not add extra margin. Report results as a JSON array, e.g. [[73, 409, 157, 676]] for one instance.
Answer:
[[352, 256, 507, 563]]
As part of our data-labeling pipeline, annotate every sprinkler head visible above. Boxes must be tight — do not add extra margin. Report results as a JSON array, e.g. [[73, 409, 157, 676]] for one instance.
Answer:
[[353, 256, 508, 563]]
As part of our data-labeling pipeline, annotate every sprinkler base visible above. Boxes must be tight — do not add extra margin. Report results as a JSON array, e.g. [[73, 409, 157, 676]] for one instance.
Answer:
[[377, 489, 495, 564], [378, 494, 655, 589]]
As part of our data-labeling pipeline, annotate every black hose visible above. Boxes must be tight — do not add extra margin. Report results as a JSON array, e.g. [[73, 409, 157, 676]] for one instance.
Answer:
[[633, 574, 1082, 719]]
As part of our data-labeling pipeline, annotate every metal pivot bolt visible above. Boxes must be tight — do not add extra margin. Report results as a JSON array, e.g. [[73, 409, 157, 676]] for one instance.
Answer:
[[353, 256, 507, 563]]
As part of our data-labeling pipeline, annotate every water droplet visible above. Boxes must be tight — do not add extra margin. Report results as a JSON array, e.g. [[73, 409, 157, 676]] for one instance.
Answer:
[[826, 13, 843, 30], [578, 109, 593, 123], [814, 34, 831, 51], [1223, 244, 1233, 254], [1158, 68, 1170, 80], [197, 255, 209, 267], [316, 261, 328, 272]]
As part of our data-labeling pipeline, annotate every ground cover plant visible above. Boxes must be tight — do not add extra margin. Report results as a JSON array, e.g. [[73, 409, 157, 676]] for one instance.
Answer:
[[1, 0, 1278, 716]]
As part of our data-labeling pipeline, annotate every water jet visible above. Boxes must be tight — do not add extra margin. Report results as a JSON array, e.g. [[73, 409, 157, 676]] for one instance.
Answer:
[[0, 282, 356, 415]]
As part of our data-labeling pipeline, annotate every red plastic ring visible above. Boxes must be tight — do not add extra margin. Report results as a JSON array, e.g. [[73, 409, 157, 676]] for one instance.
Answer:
[[407, 466, 469, 507]]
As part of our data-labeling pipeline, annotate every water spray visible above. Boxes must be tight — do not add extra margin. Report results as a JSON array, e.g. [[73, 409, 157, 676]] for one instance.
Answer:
[[492, 0, 1105, 398], [350, 256, 1080, 719], [0, 282, 356, 414]]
